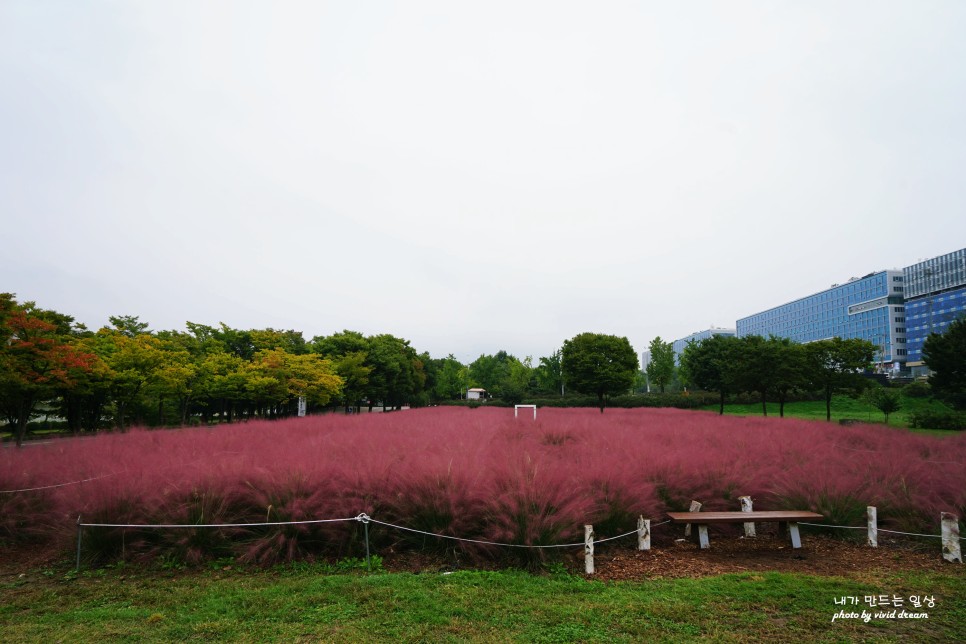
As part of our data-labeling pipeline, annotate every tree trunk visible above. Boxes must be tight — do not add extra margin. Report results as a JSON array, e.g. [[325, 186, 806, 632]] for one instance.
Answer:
[[15, 394, 34, 448], [597, 393, 605, 413], [719, 391, 725, 415], [761, 391, 768, 416], [825, 386, 833, 422], [158, 395, 165, 426]]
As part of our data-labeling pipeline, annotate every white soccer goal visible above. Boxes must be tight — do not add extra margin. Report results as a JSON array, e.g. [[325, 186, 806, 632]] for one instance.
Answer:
[[514, 404, 537, 420]]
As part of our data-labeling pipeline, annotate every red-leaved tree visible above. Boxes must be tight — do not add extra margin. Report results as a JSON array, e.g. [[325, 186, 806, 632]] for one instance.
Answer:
[[0, 295, 97, 446]]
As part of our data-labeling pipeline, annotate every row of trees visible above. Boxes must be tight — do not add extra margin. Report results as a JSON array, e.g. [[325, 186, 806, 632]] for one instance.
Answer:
[[0, 294, 359, 446], [5, 288, 963, 443], [1, 293, 643, 443], [679, 334, 876, 420]]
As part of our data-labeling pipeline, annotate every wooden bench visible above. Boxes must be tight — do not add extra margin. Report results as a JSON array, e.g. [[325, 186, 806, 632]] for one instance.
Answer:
[[667, 511, 824, 550]]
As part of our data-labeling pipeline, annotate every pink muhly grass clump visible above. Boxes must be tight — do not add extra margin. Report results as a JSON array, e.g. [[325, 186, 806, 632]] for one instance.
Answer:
[[3, 406, 965, 565]]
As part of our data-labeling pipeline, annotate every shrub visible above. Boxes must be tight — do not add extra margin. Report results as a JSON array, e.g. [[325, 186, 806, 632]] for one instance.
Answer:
[[903, 381, 932, 398], [909, 410, 966, 431]]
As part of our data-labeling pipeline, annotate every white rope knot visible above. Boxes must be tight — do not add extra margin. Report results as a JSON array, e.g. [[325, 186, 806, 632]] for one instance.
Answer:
[[356, 513, 371, 524]]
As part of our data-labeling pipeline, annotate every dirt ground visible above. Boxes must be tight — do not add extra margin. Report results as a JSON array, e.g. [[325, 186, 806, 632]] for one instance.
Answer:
[[377, 526, 963, 581]]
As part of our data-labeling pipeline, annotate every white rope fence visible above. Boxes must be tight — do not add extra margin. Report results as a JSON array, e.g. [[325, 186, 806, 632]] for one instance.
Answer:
[[72, 513, 675, 572], [71, 508, 965, 573], [0, 473, 117, 494], [64, 502, 965, 572]]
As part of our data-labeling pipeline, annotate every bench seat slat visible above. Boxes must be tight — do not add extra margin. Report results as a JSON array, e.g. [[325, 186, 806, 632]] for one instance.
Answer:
[[667, 511, 823, 524]]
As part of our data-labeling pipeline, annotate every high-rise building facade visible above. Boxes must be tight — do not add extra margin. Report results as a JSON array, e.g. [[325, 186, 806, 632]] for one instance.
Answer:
[[671, 327, 736, 363], [736, 270, 907, 371], [903, 248, 966, 376]]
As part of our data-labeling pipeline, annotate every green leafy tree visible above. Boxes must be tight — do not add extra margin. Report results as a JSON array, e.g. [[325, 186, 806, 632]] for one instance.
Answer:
[[645, 337, 675, 394], [150, 339, 196, 425], [732, 335, 784, 416], [468, 352, 510, 396], [333, 351, 372, 412], [804, 337, 876, 421], [924, 316, 966, 410], [203, 351, 248, 422], [91, 329, 168, 429], [502, 355, 533, 404], [679, 334, 741, 414], [772, 338, 808, 418], [365, 334, 425, 410], [432, 355, 468, 401], [534, 350, 564, 396], [311, 331, 372, 411], [561, 333, 638, 413], [108, 315, 150, 337], [863, 385, 903, 424], [310, 330, 368, 357], [250, 328, 308, 355]]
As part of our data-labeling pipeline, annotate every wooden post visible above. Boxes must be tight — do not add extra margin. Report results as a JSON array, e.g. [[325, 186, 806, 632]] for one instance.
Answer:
[[584, 525, 595, 574], [941, 513, 962, 563], [867, 506, 878, 548], [75, 515, 83, 572], [697, 525, 710, 549], [638, 516, 650, 551], [684, 500, 702, 538], [739, 496, 756, 537]]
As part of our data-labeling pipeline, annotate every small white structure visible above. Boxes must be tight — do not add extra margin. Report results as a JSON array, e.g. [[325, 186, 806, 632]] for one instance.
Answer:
[[467, 388, 487, 401], [514, 404, 537, 419]]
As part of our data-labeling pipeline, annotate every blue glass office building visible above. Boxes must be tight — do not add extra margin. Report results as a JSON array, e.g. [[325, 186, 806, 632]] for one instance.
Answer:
[[736, 270, 907, 370], [672, 327, 736, 363], [903, 248, 966, 375]]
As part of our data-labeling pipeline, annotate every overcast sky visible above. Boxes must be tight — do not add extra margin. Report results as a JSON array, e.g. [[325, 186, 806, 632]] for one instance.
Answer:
[[2, 1, 965, 363]]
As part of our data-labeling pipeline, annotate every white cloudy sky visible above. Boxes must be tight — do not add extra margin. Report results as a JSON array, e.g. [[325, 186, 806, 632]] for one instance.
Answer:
[[2, 1, 965, 362]]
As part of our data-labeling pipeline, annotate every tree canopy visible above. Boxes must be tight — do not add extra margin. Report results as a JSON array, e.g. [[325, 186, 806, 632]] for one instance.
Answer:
[[561, 333, 639, 412], [645, 337, 675, 394], [924, 316, 966, 410]]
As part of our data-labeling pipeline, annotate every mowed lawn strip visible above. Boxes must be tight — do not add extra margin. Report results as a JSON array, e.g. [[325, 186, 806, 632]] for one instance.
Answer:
[[2, 565, 964, 642], [703, 393, 959, 433]]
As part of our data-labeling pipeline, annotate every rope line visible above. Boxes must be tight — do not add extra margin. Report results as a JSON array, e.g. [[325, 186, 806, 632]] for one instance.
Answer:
[[0, 474, 116, 494], [799, 521, 963, 541], [71, 515, 966, 545], [367, 518, 587, 549], [798, 522, 865, 530], [79, 516, 360, 529], [590, 528, 638, 545], [878, 528, 943, 539]]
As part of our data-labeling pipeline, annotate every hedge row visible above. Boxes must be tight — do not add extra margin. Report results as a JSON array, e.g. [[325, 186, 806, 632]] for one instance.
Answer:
[[908, 410, 966, 431]]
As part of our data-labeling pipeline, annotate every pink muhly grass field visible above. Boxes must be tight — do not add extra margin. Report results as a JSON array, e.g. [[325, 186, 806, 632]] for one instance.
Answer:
[[2, 407, 964, 565]]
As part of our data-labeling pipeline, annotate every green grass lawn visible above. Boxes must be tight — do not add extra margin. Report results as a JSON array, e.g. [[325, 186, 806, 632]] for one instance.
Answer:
[[2, 561, 964, 642], [702, 394, 960, 435]]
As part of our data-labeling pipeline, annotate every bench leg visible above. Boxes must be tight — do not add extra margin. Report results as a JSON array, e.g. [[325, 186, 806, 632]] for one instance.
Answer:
[[697, 525, 710, 549], [789, 522, 802, 549], [778, 521, 787, 538]]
